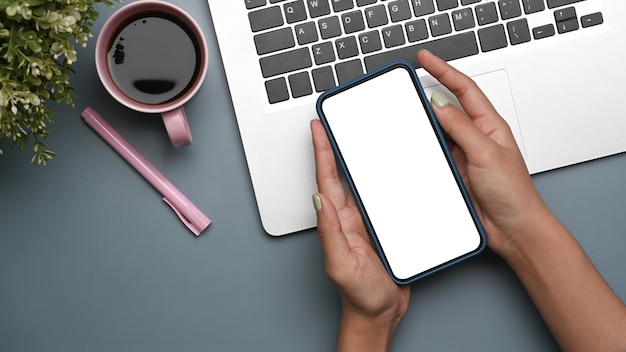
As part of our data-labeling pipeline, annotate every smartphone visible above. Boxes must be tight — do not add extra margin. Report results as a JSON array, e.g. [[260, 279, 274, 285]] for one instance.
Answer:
[[316, 61, 486, 284]]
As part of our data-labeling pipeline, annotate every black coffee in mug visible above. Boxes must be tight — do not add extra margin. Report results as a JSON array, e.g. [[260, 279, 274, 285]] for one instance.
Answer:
[[106, 13, 201, 105]]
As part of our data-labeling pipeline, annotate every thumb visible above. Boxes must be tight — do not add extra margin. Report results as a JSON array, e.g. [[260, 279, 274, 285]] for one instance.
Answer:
[[430, 90, 491, 155], [313, 193, 351, 267]]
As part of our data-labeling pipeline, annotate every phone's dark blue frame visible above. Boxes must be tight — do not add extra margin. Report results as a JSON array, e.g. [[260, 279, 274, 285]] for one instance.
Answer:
[[316, 60, 487, 284]]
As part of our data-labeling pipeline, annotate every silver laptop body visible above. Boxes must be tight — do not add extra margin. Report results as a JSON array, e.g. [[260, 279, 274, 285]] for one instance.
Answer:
[[207, 0, 626, 236]]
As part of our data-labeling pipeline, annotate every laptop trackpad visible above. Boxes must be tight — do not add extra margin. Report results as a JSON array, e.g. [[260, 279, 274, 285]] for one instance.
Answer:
[[420, 70, 526, 159]]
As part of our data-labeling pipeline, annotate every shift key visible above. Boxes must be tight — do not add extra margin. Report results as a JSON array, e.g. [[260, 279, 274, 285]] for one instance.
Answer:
[[260, 48, 313, 78]]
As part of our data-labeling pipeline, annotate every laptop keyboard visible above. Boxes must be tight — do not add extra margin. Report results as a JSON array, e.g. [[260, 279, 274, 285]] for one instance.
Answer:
[[245, 0, 603, 104]]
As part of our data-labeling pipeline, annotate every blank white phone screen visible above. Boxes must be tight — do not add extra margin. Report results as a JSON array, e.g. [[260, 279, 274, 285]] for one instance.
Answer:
[[320, 66, 482, 281]]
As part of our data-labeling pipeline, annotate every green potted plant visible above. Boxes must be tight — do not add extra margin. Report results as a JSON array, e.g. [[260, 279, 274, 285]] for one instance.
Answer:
[[0, 0, 120, 165]]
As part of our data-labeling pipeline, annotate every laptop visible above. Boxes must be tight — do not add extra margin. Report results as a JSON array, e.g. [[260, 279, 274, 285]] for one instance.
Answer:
[[206, 0, 626, 236]]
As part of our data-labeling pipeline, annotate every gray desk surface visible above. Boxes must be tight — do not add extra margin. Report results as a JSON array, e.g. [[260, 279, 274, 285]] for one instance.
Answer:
[[1, 1, 625, 351]]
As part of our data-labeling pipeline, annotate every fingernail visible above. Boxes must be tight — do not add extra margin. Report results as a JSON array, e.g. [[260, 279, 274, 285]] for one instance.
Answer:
[[312, 193, 322, 212], [431, 91, 450, 109]]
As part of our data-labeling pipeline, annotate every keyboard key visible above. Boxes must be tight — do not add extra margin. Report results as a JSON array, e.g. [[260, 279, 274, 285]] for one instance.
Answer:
[[260, 47, 312, 78], [249, 6, 284, 32], [478, 24, 507, 52], [522, 0, 545, 14], [452, 7, 475, 31], [364, 31, 478, 71], [335, 36, 360, 59], [319, 16, 342, 39], [382, 25, 406, 48], [307, 0, 332, 17], [554, 7, 576, 22], [336, 59, 364, 84], [429, 13, 452, 37], [411, 0, 436, 17], [246, 0, 267, 9], [498, 0, 522, 20], [406, 19, 429, 42], [254, 28, 296, 55], [461, 0, 481, 4], [476, 3, 498, 25], [365, 5, 389, 28], [581, 12, 603, 28], [532, 24, 555, 39], [436, 0, 458, 11], [312, 42, 336, 64], [295, 22, 319, 45], [546, 0, 582, 9], [357, 0, 377, 5], [332, 0, 355, 12], [265, 77, 289, 103], [288, 72, 313, 98], [359, 31, 383, 54], [312, 66, 337, 92], [342, 11, 366, 34], [389, 0, 413, 23], [284, 0, 308, 23], [556, 18, 578, 34], [507, 18, 530, 45]]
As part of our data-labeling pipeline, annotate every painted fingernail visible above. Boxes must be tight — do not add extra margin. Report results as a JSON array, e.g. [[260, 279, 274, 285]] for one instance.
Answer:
[[431, 91, 450, 109], [312, 193, 322, 212]]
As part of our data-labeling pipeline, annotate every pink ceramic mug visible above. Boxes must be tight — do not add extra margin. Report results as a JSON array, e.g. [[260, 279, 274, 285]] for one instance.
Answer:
[[95, 0, 208, 147]]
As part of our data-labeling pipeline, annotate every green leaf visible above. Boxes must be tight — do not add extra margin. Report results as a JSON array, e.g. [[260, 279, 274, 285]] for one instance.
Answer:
[[0, 0, 123, 165]]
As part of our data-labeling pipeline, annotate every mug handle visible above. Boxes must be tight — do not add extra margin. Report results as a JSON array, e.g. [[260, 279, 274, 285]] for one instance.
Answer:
[[162, 107, 193, 148]]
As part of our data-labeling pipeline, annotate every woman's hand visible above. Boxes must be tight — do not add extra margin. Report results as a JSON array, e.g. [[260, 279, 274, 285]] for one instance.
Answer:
[[311, 119, 410, 352], [417, 49, 549, 257], [418, 49, 626, 351]]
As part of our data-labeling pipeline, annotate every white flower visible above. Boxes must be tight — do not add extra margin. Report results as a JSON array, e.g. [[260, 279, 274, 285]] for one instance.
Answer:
[[6, 2, 33, 20], [59, 15, 76, 30], [65, 50, 77, 64]]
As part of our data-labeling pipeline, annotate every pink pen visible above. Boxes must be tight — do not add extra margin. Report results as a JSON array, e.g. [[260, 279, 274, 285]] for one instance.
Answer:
[[81, 107, 211, 236]]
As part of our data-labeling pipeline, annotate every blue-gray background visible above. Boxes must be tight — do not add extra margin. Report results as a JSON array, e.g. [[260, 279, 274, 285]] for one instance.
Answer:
[[2, 1, 625, 351]]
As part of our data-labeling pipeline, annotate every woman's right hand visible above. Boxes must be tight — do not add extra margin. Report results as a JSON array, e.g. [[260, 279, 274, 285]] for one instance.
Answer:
[[418, 50, 626, 351], [417, 50, 551, 257]]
